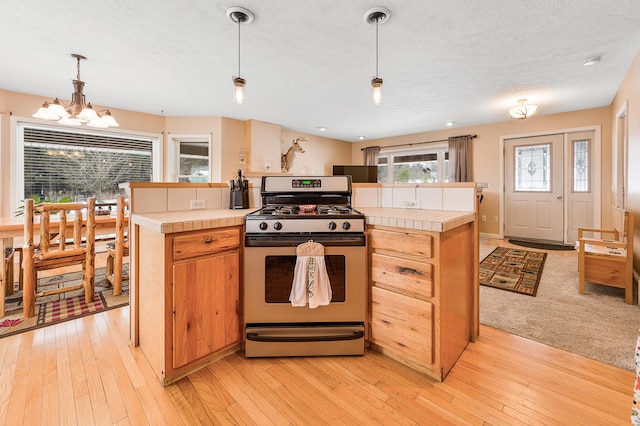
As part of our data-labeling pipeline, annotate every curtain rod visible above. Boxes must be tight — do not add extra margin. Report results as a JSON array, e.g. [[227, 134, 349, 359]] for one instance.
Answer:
[[361, 134, 477, 150]]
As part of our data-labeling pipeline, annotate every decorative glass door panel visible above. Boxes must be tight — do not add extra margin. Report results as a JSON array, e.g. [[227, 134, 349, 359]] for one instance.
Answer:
[[515, 144, 551, 192]]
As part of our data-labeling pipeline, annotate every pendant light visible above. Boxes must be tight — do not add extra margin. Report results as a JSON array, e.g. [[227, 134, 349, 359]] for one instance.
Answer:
[[507, 99, 539, 119], [32, 54, 119, 127], [227, 7, 254, 104], [364, 7, 390, 105]]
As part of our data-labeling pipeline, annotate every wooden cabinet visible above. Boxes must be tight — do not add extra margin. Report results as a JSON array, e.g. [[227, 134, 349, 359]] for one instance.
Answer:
[[368, 223, 474, 381], [137, 225, 241, 385]]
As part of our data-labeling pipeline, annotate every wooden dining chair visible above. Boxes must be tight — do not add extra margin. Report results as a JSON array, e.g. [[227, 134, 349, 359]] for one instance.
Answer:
[[104, 196, 129, 296], [22, 197, 96, 318]]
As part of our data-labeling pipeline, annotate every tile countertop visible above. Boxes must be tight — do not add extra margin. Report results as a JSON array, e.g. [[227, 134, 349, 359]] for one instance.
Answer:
[[132, 207, 475, 234], [357, 207, 476, 232], [132, 209, 252, 234]]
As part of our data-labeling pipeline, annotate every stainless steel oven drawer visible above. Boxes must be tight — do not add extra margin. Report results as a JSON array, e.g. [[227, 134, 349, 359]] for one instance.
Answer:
[[245, 324, 365, 357]]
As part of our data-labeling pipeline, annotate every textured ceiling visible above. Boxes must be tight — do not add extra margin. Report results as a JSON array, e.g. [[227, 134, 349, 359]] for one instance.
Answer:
[[2, 0, 640, 141]]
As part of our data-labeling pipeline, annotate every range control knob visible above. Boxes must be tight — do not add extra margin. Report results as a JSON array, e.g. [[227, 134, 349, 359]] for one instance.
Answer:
[[273, 221, 283, 230], [259, 222, 268, 230], [328, 221, 337, 230], [342, 221, 351, 230]]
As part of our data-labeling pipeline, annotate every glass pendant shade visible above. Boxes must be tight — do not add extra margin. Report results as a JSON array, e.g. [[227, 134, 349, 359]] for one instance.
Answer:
[[87, 119, 109, 128], [77, 105, 100, 121], [47, 100, 70, 118], [371, 77, 383, 105], [32, 102, 60, 120], [57, 116, 83, 126], [233, 77, 245, 104], [101, 111, 119, 127]]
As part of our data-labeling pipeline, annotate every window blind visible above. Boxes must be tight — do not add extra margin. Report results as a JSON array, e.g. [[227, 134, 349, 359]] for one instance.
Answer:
[[23, 127, 153, 202]]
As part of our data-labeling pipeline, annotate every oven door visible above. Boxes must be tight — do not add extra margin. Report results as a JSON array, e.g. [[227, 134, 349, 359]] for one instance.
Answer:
[[243, 234, 366, 324], [243, 233, 366, 357]]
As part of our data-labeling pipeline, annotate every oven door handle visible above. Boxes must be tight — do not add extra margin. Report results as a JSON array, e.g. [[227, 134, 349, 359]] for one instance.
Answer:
[[246, 330, 364, 343]]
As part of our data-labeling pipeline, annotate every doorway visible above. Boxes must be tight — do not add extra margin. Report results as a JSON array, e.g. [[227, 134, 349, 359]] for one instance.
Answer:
[[501, 128, 600, 244]]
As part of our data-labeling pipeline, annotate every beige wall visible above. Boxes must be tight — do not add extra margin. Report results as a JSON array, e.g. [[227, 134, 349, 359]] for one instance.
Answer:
[[0, 90, 352, 217], [281, 129, 353, 176], [611, 48, 640, 271], [351, 107, 612, 236]]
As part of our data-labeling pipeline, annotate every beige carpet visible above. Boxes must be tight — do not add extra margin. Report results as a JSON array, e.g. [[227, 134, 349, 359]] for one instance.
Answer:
[[480, 243, 640, 371]]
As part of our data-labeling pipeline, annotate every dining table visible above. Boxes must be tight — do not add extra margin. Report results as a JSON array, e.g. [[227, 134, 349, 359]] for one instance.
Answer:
[[0, 213, 128, 317]]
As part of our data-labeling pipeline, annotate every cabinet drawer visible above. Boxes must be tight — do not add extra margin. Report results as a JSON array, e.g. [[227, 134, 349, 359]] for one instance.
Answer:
[[370, 229, 432, 258], [371, 253, 433, 299], [371, 286, 434, 365], [173, 228, 240, 261]]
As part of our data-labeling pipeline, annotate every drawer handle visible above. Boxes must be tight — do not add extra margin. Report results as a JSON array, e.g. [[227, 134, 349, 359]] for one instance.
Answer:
[[203, 236, 213, 244], [246, 330, 364, 343], [398, 266, 420, 275]]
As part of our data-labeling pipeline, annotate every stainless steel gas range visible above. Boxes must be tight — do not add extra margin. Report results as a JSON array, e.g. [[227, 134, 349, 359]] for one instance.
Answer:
[[243, 175, 366, 357]]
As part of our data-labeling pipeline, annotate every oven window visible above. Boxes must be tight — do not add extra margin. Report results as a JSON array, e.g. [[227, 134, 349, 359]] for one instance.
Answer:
[[264, 255, 346, 303]]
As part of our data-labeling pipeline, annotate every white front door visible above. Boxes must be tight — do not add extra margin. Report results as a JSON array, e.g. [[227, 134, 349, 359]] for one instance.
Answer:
[[504, 134, 564, 242]]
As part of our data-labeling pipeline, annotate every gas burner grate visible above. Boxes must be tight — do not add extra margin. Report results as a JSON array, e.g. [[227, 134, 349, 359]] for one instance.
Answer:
[[260, 205, 298, 215], [317, 205, 353, 215]]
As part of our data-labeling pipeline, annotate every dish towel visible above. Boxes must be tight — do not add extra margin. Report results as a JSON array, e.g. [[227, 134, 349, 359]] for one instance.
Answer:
[[289, 240, 332, 308]]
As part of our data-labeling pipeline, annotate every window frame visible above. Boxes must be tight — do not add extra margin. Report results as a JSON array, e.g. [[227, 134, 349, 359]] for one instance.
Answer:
[[168, 134, 214, 183], [11, 117, 162, 214], [377, 142, 450, 183]]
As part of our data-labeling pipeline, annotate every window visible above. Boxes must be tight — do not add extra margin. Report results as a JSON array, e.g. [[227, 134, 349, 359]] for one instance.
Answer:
[[572, 138, 590, 192], [377, 143, 449, 183], [168, 134, 215, 183], [16, 122, 161, 207], [178, 141, 209, 182]]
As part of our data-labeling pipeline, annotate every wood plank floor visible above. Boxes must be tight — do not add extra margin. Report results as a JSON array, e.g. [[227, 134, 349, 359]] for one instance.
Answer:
[[0, 305, 634, 425]]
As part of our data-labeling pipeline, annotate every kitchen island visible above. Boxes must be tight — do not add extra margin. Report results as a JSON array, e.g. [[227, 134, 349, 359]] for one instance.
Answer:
[[131, 209, 247, 385], [127, 182, 479, 384], [358, 207, 477, 381]]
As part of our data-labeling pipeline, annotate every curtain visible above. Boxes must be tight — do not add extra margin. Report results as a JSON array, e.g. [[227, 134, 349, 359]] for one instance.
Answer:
[[362, 146, 380, 166], [448, 135, 473, 182]]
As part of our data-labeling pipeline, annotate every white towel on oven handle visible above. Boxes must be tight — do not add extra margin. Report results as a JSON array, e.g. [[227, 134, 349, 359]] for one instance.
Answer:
[[289, 241, 332, 308]]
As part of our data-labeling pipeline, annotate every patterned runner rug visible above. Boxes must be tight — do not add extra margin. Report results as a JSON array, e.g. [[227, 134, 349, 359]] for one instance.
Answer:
[[479, 247, 547, 296], [0, 265, 129, 338]]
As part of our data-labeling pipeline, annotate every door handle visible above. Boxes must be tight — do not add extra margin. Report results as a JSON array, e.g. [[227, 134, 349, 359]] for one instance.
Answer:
[[556, 195, 563, 200]]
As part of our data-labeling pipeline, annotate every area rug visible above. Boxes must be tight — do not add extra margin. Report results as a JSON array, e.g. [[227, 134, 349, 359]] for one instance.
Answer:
[[0, 265, 129, 338], [480, 243, 640, 371], [479, 247, 547, 296]]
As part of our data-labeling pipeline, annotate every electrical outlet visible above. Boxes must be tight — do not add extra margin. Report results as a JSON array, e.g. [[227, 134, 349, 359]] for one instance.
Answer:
[[493, 216, 498, 223], [190, 200, 205, 209], [481, 215, 486, 222]]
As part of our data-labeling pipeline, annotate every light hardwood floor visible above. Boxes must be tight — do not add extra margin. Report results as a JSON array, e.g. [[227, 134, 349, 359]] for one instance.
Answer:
[[0, 305, 634, 425], [0, 248, 635, 425]]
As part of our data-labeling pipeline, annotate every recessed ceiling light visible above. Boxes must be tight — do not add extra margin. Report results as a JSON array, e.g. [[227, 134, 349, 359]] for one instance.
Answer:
[[583, 56, 601, 66], [446, 121, 455, 127], [358, 136, 366, 140], [317, 126, 326, 131]]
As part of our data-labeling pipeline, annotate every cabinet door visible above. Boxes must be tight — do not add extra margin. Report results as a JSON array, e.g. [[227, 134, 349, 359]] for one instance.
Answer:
[[371, 286, 434, 365], [173, 251, 240, 369]]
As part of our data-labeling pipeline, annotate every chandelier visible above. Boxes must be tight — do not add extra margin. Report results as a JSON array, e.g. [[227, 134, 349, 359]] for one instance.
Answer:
[[32, 54, 119, 127], [507, 99, 539, 120], [364, 7, 390, 105]]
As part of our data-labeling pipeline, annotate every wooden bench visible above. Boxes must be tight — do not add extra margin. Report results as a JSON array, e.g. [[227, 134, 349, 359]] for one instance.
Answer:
[[577, 205, 635, 304]]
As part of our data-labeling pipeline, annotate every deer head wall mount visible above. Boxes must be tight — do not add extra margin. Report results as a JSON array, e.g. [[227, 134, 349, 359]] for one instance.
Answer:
[[281, 137, 307, 172]]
